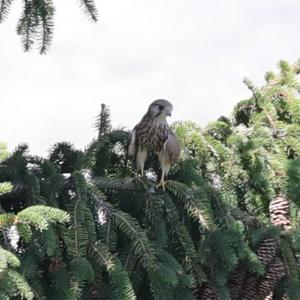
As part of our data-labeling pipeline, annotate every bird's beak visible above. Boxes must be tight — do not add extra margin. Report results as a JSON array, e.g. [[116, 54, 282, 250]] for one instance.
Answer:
[[165, 109, 172, 116]]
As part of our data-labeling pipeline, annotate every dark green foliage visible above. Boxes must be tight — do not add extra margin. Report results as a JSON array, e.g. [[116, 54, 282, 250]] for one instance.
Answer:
[[286, 158, 300, 207], [90, 242, 135, 300], [16, 0, 55, 54], [2, 61, 300, 299], [0, 206, 69, 299]]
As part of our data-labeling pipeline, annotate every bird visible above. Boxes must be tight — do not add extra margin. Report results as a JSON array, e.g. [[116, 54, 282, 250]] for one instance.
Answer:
[[128, 99, 180, 190]]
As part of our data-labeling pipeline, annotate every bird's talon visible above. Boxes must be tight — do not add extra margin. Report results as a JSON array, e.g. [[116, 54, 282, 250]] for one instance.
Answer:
[[156, 180, 167, 191]]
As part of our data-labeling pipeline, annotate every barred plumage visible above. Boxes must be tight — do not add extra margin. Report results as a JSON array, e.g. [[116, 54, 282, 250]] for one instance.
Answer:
[[135, 114, 169, 152]]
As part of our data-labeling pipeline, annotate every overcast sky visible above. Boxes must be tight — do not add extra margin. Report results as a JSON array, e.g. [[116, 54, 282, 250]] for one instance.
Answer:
[[1, 0, 300, 156]]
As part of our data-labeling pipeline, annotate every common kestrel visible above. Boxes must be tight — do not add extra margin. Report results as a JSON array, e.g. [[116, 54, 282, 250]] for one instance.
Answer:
[[128, 99, 180, 190]]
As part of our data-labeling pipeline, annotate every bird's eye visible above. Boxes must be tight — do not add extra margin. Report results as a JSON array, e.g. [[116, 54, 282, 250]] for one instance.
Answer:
[[158, 105, 164, 110]]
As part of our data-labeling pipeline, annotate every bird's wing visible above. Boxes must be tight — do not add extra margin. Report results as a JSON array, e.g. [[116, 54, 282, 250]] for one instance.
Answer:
[[163, 133, 180, 165], [128, 129, 136, 156]]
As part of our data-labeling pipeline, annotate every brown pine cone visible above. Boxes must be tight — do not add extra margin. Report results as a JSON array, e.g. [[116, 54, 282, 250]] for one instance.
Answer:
[[269, 194, 291, 230], [256, 238, 280, 266]]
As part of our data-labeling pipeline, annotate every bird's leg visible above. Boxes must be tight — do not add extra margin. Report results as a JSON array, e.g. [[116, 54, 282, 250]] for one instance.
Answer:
[[137, 147, 147, 178], [156, 155, 171, 191], [156, 170, 167, 191]]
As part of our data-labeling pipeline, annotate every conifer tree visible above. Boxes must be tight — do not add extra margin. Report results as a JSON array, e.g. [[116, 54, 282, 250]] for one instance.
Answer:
[[1, 60, 300, 299]]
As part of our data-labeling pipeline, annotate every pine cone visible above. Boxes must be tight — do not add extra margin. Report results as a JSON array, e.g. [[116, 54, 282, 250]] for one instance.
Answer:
[[264, 292, 288, 299], [264, 291, 273, 300], [227, 266, 246, 300], [256, 238, 280, 266], [198, 285, 219, 300], [258, 257, 286, 299], [240, 275, 260, 300], [269, 194, 291, 230]]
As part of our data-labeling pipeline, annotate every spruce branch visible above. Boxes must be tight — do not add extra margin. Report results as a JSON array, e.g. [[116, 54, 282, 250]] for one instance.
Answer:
[[90, 241, 136, 300], [164, 194, 206, 283], [6, 270, 34, 300], [95, 104, 112, 138], [37, 0, 55, 54], [0, 0, 13, 22], [0, 247, 20, 269], [1, 0, 98, 53], [93, 177, 139, 191], [79, 0, 98, 21], [111, 210, 157, 272], [73, 197, 81, 258], [17, 0, 36, 52], [166, 180, 215, 230]]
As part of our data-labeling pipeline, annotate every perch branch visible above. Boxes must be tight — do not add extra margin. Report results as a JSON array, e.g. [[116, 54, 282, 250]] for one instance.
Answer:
[[92, 177, 138, 191]]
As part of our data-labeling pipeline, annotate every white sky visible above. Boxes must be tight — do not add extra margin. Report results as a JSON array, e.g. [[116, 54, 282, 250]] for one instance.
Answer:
[[1, 0, 300, 156]]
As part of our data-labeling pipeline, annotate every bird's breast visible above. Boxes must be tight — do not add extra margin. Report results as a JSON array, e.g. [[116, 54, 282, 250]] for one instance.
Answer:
[[136, 121, 169, 152]]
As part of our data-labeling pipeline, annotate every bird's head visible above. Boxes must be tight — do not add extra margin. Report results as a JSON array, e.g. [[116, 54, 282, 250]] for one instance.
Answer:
[[147, 99, 173, 120]]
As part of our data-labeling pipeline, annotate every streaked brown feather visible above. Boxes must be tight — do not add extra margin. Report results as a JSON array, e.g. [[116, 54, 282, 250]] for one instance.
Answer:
[[134, 114, 169, 153], [163, 133, 180, 165]]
